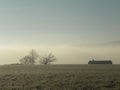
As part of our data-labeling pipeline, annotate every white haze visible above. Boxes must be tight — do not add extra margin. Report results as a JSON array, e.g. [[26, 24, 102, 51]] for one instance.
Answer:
[[0, 43, 120, 65]]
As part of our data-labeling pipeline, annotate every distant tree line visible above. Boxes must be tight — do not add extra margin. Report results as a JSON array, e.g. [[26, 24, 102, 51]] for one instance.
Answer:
[[19, 49, 56, 65]]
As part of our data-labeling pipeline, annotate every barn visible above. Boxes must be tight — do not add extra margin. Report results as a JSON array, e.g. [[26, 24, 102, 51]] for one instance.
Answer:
[[88, 59, 112, 64]]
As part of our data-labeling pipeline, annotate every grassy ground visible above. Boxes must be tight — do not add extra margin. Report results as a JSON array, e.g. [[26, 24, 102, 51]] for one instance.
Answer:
[[0, 64, 120, 90]]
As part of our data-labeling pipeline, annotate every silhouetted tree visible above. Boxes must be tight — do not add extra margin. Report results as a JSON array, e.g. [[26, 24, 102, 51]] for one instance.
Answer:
[[19, 56, 31, 64], [29, 49, 39, 64], [19, 49, 39, 65], [40, 53, 56, 65]]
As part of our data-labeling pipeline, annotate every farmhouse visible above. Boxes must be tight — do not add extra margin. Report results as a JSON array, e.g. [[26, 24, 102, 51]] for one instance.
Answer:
[[88, 59, 112, 64]]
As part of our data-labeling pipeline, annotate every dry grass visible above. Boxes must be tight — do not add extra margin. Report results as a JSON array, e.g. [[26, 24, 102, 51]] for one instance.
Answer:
[[0, 64, 120, 90]]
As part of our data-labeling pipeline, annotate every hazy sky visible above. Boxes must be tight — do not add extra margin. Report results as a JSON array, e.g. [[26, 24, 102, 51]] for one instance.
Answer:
[[0, 0, 120, 64]]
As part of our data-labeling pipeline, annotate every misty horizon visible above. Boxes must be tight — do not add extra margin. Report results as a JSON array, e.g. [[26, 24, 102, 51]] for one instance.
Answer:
[[0, 41, 120, 65], [0, 0, 120, 64]]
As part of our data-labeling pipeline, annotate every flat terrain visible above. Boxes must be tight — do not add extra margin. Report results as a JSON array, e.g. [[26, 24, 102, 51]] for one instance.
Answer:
[[0, 64, 120, 90]]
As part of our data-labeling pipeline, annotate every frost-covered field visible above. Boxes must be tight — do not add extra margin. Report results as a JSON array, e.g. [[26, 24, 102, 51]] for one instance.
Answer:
[[0, 64, 120, 90]]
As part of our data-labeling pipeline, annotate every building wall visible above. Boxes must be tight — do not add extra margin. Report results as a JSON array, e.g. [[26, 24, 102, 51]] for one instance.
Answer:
[[88, 60, 112, 64]]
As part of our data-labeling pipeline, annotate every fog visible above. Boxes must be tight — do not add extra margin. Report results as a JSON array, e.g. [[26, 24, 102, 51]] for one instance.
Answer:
[[0, 43, 120, 65]]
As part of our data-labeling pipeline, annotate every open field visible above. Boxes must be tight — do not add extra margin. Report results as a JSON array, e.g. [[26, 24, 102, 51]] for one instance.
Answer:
[[0, 64, 120, 90]]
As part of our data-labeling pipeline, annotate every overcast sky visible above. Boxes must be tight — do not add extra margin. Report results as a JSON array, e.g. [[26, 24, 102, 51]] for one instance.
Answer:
[[0, 0, 120, 64]]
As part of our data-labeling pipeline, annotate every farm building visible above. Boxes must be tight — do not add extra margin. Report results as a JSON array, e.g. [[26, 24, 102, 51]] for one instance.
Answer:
[[88, 59, 112, 64]]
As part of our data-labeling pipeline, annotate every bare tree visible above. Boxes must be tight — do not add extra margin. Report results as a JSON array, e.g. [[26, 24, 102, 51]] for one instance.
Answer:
[[19, 50, 56, 65], [19, 56, 31, 64], [19, 58, 24, 64], [40, 53, 56, 65], [19, 49, 39, 65], [29, 49, 39, 64]]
